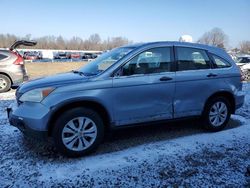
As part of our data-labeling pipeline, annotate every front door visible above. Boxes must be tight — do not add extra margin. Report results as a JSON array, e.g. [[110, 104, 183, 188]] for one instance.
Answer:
[[112, 47, 175, 126]]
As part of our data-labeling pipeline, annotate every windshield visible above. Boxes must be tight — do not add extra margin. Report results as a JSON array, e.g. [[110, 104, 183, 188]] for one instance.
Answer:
[[79, 47, 134, 75]]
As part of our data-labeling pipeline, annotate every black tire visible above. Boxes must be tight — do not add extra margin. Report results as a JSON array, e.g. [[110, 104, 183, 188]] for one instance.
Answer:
[[52, 107, 104, 157], [0, 74, 11, 93], [202, 97, 231, 132], [243, 70, 250, 81]]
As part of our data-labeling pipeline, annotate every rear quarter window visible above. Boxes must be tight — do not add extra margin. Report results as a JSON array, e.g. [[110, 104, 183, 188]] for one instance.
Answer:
[[211, 54, 231, 68]]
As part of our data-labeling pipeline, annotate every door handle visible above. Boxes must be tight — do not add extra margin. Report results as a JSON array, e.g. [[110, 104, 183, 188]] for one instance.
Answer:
[[159, 76, 173, 81], [207, 73, 218, 77]]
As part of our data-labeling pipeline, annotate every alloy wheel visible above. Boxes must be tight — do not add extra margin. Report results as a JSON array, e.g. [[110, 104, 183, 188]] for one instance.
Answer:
[[62, 117, 97, 151], [0, 78, 7, 89], [209, 101, 228, 127]]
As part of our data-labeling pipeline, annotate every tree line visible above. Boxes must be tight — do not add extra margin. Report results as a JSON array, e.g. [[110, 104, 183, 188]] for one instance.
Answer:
[[0, 33, 132, 51], [0, 29, 249, 53], [197, 27, 250, 53]]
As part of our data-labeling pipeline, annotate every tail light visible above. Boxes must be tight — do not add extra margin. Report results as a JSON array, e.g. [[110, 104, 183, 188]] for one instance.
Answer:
[[11, 51, 24, 65]]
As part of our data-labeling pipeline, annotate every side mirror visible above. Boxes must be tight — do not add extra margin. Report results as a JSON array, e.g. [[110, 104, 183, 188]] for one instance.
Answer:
[[113, 68, 123, 77]]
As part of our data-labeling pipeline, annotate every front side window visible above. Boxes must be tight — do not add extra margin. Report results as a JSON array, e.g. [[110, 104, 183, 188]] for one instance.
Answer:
[[176, 47, 211, 71], [120, 47, 172, 76], [212, 55, 231, 68]]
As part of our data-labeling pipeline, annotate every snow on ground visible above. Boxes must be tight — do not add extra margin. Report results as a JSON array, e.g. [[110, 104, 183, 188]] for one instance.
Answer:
[[0, 84, 249, 187], [236, 82, 250, 119]]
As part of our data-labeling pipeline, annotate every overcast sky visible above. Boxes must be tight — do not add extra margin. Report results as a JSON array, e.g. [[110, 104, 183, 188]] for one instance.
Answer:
[[1, 0, 249, 47]]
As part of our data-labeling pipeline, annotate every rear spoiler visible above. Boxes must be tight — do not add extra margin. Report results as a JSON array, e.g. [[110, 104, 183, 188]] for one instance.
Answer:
[[10, 40, 37, 51]]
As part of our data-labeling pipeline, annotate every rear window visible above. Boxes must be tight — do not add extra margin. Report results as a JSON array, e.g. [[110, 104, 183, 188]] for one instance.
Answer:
[[0, 54, 8, 60]]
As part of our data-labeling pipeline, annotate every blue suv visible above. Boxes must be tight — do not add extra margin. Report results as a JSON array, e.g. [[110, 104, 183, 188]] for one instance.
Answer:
[[8, 42, 244, 157]]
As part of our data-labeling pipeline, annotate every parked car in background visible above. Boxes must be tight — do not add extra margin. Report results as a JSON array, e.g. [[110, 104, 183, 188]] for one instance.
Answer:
[[54, 52, 68, 59], [81, 53, 89, 60], [8, 42, 244, 157], [236, 56, 250, 66], [23, 51, 42, 60], [0, 40, 37, 92], [240, 63, 250, 81], [236, 56, 250, 80], [82, 52, 98, 60], [91, 53, 98, 59], [67, 52, 81, 59]]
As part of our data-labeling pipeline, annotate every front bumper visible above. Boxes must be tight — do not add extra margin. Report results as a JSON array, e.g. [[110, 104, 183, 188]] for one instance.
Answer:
[[7, 102, 50, 140]]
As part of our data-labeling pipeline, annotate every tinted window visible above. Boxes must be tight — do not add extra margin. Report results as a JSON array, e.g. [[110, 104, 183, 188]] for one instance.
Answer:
[[121, 47, 172, 76], [0, 54, 8, 60], [212, 55, 231, 68], [176, 47, 211, 71]]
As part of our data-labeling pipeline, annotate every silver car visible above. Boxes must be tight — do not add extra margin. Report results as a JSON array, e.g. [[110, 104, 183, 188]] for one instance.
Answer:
[[0, 40, 37, 92], [8, 42, 244, 157]]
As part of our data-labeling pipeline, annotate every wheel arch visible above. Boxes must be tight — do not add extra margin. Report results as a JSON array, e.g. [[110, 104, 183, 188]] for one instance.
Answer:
[[203, 91, 236, 114], [47, 100, 112, 136], [0, 72, 13, 84]]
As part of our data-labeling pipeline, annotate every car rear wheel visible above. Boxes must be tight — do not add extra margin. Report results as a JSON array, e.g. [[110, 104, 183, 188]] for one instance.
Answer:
[[0, 74, 11, 93], [243, 70, 250, 81], [52, 107, 104, 157], [203, 97, 231, 131]]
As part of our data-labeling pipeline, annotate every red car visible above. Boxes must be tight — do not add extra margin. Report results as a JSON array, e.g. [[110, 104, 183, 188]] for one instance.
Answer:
[[67, 52, 81, 59]]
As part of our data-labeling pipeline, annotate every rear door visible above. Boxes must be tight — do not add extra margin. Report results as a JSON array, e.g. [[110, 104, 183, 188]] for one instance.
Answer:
[[174, 46, 215, 118], [112, 47, 175, 126]]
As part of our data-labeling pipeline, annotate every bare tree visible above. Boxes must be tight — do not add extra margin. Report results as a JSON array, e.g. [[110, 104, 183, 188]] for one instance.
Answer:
[[197, 28, 228, 49], [89, 34, 101, 44], [0, 33, 132, 51], [0, 33, 18, 48], [102, 37, 131, 50], [239, 41, 250, 54], [56, 36, 66, 49]]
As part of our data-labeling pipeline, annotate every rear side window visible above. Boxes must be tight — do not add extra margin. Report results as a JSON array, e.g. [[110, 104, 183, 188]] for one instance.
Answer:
[[176, 47, 211, 71], [0, 54, 8, 60], [211, 55, 231, 68]]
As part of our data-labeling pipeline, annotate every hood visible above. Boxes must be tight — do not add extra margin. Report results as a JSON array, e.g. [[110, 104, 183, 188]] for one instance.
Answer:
[[18, 72, 89, 94]]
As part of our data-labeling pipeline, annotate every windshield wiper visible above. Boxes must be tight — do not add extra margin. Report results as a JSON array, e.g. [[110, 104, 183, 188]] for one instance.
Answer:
[[72, 70, 97, 76], [71, 70, 85, 76]]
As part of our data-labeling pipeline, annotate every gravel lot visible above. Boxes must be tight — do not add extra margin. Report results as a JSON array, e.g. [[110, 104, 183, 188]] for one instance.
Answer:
[[0, 83, 249, 187]]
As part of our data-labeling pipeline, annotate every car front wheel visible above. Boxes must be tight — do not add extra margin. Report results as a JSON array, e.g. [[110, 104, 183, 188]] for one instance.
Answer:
[[203, 97, 231, 131], [52, 107, 104, 157]]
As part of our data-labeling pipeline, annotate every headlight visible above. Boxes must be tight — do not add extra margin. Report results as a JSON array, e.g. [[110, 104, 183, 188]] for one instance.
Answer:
[[19, 87, 55, 102]]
